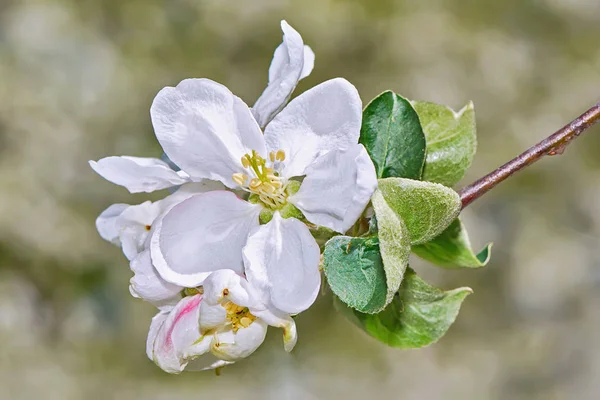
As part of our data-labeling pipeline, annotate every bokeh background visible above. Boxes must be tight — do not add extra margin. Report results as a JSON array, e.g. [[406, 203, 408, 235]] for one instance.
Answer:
[[1, 0, 600, 399]]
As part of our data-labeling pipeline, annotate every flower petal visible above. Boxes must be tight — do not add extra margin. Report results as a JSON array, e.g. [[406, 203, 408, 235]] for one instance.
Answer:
[[252, 20, 307, 128], [146, 311, 168, 360], [252, 308, 298, 352], [300, 45, 315, 80], [210, 321, 268, 362], [263, 78, 363, 178], [290, 144, 377, 233], [151, 78, 265, 188], [151, 191, 261, 287], [89, 156, 189, 193], [202, 269, 263, 309], [243, 212, 321, 314], [96, 203, 130, 245], [198, 302, 227, 334], [152, 294, 210, 374], [130, 250, 182, 310], [116, 200, 163, 260]]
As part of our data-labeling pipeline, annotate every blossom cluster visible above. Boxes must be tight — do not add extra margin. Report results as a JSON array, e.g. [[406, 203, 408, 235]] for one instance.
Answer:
[[91, 21, 377, 373]]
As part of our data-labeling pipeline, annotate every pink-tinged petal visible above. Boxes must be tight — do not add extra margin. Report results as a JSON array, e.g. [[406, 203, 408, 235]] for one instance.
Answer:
[[152, 294, 210, 374], [96, 203, 129, 245], [151, 191, 261, 287], [290, 144, 377, 233], [243, 213, 321, 314], [130, 250, 182, 310], [253, 20, 307, 128], [263, 78, 362, 178], [89, 156, 189, 193], [210, 321, 268, 362], [146, 311, 168, 360], [151, 78, 265, 188]]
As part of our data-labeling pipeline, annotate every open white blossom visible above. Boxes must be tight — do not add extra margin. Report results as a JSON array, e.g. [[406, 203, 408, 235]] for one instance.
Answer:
[[149, 76, 377, 308], [147, 269, 298, 374], [89, 19, 327, 311]]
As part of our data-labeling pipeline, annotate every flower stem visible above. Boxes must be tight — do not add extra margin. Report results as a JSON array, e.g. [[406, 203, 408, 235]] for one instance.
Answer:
[[458, 102, 600, 209]]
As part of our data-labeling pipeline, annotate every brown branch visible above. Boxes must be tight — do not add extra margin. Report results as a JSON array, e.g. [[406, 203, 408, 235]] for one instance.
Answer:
[[459, 102, 600, 209]]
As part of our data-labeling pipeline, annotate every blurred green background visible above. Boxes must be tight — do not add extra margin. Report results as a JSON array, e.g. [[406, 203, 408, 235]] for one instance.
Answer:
[[1, 0, 600, 399]]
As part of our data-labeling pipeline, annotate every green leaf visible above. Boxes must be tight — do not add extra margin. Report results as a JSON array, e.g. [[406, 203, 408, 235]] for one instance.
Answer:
[[413, 101, 477, 187], [323, 236, 388, 313], [337, 267, 472, 349], [371, 189, 411, 304], [412, 218, 492, 269], [376, 178, 461, 245], [360, 91, 426, 179]]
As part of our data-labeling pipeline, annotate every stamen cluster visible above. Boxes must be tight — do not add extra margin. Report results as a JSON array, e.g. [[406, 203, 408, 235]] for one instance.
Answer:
[[223, 301, 257, 332], [233, 150, 288, 209]]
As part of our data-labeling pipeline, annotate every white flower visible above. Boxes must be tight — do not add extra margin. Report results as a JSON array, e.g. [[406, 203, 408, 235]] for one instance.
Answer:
[[149, 76, 377, 310], [147, 269, 298, 374]]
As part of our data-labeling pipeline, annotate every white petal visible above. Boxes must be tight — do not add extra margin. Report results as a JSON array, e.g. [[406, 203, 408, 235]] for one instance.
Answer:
[[89, 156, 189, 193], [202, 269, 263, 309], [116, 201, 163, 260], [151, 191, 261, 287], [96, 203, 129, 245], [252, 20, 307, 128], [243, 213, 321, 314], [130, 250, 182, 310], [198, 302, 227, 334], [146, 311, 169, 360], [300, 45, 315, 80], [210, 321, 268, 362], [156, 181, 227, 218], [152, 294, 210, 374], [252, 308, 298, 352], [263, 78, 363, 178], [150, 78, 265, 188], [290, 144, 377, 233]]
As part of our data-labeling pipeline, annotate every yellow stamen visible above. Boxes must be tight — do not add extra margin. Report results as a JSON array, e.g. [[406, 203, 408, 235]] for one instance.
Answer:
[[222, 300, 257, 332], [233, 149, 290, 209], [276, 149, 286, 161], [232, 173, 248, 186], [241, 155, 250, 168]]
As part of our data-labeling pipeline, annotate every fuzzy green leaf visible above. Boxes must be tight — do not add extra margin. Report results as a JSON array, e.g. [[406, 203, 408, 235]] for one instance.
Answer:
[[376, 178, 461, 245], [371, 189, 411, 305], [323, 236, 388, 314], [336, 267, 472, 349], [412, 219, 492, 269], [413, 101, 477, 187], [360, 91, 426, 179]]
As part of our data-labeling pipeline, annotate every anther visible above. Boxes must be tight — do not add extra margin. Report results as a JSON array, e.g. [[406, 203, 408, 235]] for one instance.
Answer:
[[232, 173, 248, 186], [241, 156, 250, 168], [269, 151, 276, 162], [276, 149, 286, 162]]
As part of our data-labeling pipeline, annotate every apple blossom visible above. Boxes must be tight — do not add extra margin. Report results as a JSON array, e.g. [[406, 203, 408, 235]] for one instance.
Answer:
[[148, 269, 298, 374]]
